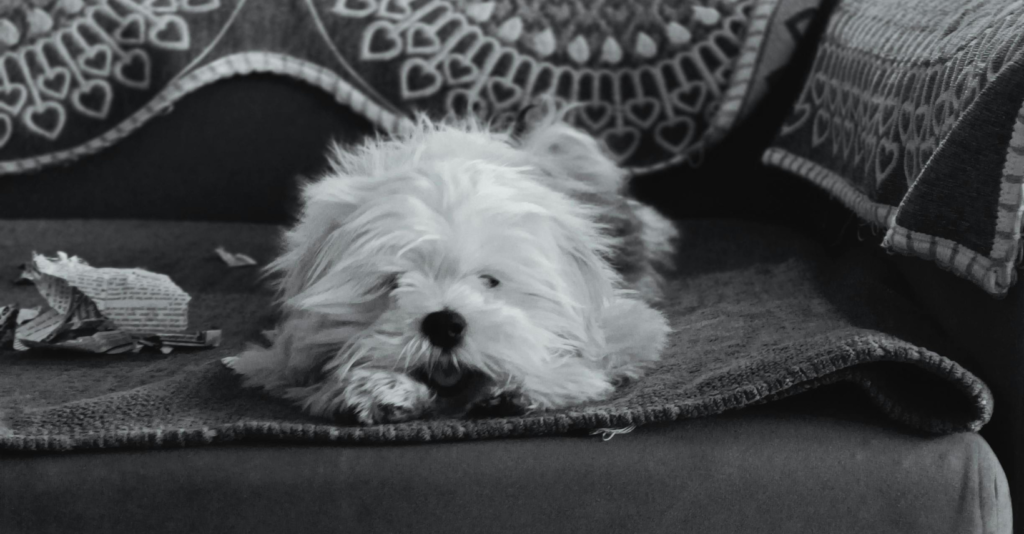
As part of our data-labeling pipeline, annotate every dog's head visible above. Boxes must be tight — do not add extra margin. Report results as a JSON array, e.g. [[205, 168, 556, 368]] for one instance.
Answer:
[[269, 116, 627, 411]]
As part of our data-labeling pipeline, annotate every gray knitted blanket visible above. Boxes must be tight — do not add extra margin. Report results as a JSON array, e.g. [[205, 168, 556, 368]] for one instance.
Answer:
[[0, 218, 992, 451]]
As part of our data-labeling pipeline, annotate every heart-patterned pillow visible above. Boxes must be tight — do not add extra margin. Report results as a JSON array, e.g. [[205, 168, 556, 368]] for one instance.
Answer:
[[765, 0, 1024, 296], [0, 0, 819, 176]]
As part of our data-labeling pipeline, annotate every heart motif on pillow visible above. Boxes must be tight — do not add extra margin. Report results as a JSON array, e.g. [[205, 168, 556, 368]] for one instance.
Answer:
[[671, 83, 707, 114], [114, 14, 146, 45], [114, 50, 152, 90], [625, 97, 661, 128], [401, 58, 442, 99], [811, 109, 831, 147], [361, 20, 402, 61], [602, 126, 641, 161], [486, 78, 522, 110], [406, 23, 440, 56], [578, 101, 613, 131], [72, 80, 114, 120], [0, 84, 27, 116], [874, 139, 899, 183], [23, 102, 66, 140], [443, 55, 479, 85], [77, 46, 113, 78], [149, 16, 190, 51], [655, 117, 695, 152], [36, 69, 71, 100]]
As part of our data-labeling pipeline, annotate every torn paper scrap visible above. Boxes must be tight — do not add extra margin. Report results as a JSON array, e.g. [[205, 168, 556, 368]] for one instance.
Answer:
[[13, 308, 66, 350], [12, 287, 115, 351], [20, 330, 137, 355], [215, 247, 258, 268], [0, 253, 221, 355], [27, 252, 190, 334], [16, 306, 40, 324], [136, 330, 222, 350]]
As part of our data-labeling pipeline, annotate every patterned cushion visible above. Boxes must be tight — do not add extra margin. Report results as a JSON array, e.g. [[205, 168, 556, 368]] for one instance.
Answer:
[[0, 0, 819, 177], [764, 0, 1024, 296]]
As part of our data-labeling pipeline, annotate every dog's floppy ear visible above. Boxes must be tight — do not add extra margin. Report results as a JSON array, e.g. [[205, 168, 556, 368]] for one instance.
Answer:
[[268, 143, 381, 304], [542, 195, 622, 348], [515, 107, 627, 197]]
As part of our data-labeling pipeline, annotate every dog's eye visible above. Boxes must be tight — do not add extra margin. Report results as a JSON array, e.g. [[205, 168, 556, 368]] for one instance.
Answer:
[[480, 274, 500, 288]]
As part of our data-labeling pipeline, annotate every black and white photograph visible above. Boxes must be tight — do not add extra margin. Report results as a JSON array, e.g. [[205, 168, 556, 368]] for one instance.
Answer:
[[0, 0, 1018, 532]]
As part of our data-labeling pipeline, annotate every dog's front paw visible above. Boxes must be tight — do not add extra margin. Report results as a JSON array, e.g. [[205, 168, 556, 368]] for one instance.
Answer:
[[467, 388, 532, 418], [295, 369, 434, 425], [348, 369, 435, 424]]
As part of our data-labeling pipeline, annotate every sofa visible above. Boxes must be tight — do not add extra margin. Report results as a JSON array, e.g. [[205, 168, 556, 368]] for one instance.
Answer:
[[0, 0, 1019, 532]]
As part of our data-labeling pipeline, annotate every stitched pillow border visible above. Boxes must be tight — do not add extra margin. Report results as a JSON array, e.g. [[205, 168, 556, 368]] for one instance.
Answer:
[[711, 0, 822, 143], [884, 101, 1024, 296], [0, 53, 414, 176], [763, 97, 1024, 296], [709, 0, 783, 143]]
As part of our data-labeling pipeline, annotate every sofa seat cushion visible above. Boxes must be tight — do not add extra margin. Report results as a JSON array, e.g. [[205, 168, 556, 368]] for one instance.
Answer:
[[0, 217, 996, 448], [0, 216, 1011, 532], [0, 386, 1011, 534]]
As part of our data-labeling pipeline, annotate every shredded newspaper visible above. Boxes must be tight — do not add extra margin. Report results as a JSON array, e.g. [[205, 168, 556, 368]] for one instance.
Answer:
[[2, 253, 221, 354]]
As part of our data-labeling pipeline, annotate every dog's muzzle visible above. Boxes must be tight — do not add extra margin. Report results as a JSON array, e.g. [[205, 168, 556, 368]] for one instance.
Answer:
[[429, 359, 464, 388], [412, 357, 493, 417], [411, 360, 528, 419], [418, 356, 477, 395]]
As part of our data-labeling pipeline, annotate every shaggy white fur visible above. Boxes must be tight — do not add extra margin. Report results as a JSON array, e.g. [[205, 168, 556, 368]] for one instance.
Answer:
[[224, 111, 677, 425]]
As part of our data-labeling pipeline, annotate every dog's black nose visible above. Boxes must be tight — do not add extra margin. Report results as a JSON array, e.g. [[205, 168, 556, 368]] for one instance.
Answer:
[[421, 309, 466, 349]]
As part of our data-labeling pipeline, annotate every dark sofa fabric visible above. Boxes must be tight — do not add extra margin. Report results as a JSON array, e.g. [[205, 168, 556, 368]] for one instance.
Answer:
[[0, 206, 1011, 534], [0, 73, 852, 243], [0, 76, 375, 223], [0, 386, 1010, 534], [893, 255, 1024, 534]]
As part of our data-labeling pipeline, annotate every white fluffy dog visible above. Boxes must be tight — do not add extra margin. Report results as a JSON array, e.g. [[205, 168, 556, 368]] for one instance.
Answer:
[[224, 110, 677, 425]]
